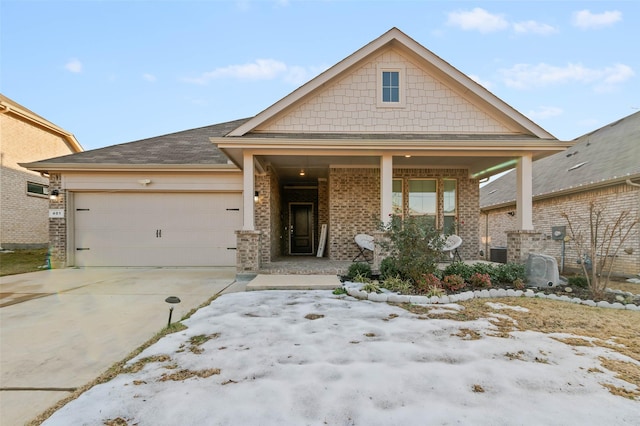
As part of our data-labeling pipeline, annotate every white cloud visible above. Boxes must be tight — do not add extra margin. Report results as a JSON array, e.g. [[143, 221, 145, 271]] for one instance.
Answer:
[[468, 74, 493, 90], [572, 10, 622, 29], [512, 20, 558, 35], [183, 59, 322, 86], [143, 73, 157, 82], [526, 106, 564, 120], [446, 8, 509, 33], [500, 62, 634, 91], [65, 58, 83, 73]]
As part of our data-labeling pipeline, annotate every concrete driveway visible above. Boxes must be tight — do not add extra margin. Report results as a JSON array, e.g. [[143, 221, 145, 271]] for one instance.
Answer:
[[0, 267, 239, 425]]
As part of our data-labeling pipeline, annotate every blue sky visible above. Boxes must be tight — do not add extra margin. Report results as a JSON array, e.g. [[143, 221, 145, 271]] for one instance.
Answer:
[[2, 0, 638, 151]]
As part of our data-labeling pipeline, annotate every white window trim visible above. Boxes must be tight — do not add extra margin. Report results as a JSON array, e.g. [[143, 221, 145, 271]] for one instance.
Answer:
[[377, 64, 406, 108], [26, 181, 49, 198]]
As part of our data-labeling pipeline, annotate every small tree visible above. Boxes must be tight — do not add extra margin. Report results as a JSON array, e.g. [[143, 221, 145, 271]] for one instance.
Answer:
[[562, 201, 638, 299], [378, 215, 443, 284]]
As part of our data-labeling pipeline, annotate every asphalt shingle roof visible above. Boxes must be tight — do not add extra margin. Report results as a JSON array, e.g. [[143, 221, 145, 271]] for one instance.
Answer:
[[31, 118, 251, 165], [480, 112, 640, 209]]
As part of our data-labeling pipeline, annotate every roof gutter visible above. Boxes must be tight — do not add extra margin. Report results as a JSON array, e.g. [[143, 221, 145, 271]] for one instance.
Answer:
[[19, 162, 240, 174], [480, 174, 640, 212]]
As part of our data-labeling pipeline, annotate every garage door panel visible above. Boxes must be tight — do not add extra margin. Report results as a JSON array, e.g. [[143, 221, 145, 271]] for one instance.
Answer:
[[74, 193, 242, 267]]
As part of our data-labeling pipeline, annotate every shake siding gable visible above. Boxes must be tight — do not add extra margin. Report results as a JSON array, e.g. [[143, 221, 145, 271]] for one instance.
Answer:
[[257, 48, 513, 135]]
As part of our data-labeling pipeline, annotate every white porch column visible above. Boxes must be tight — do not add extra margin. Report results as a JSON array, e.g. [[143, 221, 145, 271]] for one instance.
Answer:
[[516, 154, 534, 230], [380, 154, 393, 224], [243, 151, 255, 230]]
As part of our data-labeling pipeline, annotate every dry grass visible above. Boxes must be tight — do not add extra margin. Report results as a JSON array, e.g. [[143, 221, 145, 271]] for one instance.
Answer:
[[158, 368, 221, 382], [607, 281, 640, 295], [402, 297, 640, 400]]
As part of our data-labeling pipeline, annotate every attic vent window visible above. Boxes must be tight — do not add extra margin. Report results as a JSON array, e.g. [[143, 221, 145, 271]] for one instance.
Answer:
[[377, 64, 405, 108], [568, 161, 588, 171], [382, 71, 399, 102]]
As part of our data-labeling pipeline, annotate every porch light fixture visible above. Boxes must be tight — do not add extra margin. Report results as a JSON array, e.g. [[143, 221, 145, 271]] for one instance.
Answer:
[[299, 168, 305, 176], [49, 190, 60, 201], [254, 191, 259, 202], [165, 296, 181, 327]]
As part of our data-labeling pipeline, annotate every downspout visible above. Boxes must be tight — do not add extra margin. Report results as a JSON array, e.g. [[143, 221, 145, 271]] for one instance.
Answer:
[[626, 179, 640, 188], [484, 212, 489, 259]]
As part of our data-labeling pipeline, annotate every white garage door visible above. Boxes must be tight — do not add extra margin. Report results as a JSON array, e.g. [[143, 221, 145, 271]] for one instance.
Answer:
[[73, 192, 242, 267]]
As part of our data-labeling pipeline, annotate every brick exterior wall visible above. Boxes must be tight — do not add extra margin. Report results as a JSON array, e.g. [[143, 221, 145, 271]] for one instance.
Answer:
[[260, 49, 511, 134], [1, 113, 77, 248], [47, 173, 67, 268], [482, 182, 640, 275], [235, 230, 261, 273], [317, 178, 329, 257], [329, 168, 381, 261]]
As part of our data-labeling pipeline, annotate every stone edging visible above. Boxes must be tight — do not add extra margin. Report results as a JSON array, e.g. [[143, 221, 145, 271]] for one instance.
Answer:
[[343, 282, 640, 311]]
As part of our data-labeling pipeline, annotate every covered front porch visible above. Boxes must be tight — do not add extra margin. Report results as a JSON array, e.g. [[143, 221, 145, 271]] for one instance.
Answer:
[[229, 149, 550, 275]]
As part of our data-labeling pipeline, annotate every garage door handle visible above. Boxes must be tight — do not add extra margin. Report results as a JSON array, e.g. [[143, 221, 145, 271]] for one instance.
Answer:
[[226, 208, 240, 211], [76, 248, 90, 251], [227, 247, 237, 250], [156, 230, 162, 238]]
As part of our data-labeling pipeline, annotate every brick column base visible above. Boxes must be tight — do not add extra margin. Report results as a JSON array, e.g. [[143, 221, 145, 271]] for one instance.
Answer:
[[507, 230, 543, 264], [235, 230, 261, 275]]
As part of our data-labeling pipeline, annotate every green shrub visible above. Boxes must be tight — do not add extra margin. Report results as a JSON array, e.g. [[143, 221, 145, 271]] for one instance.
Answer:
[[442, 274, 466, 292], [381, 275, 413, 294], [332, 287, 347, 295], [347, 262, 372, 280], [567, 275, 588, 288], [352, 272, 372, 284], [469, 272, 492, 289], [495, 263, 526, 284], [472, 263, 499, 282], [379, 257, 400, 280], [378, 215, 443, 284], [443, 261, 473, 281]]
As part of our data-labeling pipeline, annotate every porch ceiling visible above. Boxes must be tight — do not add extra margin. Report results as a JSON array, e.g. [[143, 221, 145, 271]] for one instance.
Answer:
[[257, 154, 518, 184]]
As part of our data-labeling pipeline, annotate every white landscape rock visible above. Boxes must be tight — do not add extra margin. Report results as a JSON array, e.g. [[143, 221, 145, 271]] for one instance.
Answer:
[[42, 290, 640, 426]]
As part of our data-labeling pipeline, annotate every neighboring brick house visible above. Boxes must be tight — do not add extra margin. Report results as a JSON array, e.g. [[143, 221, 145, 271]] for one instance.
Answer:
[[23, 28, 569, 272], [1, 94, 82, 249], [480, 112, 640, 276]]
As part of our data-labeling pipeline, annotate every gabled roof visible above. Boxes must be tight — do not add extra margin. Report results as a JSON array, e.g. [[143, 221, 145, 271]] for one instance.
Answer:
[[0, 93, 83, 153], [21, 118, 250, 172], [227, 27, 554, 139], [480, 112, 640, 210]]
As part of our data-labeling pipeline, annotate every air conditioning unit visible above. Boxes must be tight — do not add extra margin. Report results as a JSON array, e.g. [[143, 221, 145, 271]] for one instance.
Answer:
[[526, 253, 562, 288]]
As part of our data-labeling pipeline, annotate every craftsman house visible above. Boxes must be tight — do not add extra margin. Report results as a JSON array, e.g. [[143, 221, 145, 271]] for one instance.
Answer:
[[22, 28, 570, 273]]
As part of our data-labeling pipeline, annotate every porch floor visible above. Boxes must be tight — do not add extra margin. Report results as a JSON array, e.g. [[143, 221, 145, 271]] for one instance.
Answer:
[[258, 256, 353, 276]]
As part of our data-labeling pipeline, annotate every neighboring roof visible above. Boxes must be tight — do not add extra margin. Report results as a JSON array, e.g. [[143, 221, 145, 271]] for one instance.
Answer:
[[228, 27, 555, 140], [21, 118, 250, 172], [480, 112, 640, 210], [0, 93, 83, 153]]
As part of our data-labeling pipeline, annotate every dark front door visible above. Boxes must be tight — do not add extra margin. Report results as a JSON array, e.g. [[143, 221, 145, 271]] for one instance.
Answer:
[[289, 203, 314, 255]]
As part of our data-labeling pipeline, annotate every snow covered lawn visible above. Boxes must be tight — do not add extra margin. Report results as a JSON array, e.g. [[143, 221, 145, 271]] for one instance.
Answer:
[[44, 291, 639, 425]]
